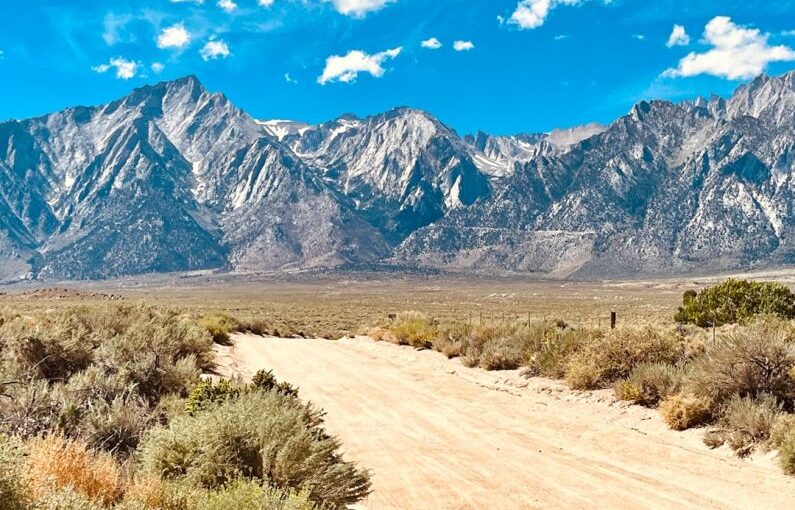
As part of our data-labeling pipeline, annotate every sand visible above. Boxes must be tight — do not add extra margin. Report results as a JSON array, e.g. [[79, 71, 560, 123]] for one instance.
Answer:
[[214, 334, 795, 509]]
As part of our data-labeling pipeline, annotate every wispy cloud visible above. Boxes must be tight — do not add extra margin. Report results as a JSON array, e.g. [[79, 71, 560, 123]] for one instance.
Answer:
[[453, 40, 474, 51], [325, 0, 396, 18], [102, 13, 136, 46], [318, 46, 402, 84]]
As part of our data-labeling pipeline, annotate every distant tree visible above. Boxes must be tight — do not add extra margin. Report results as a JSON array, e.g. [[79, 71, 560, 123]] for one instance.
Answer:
[[675, 279, 795, 327]]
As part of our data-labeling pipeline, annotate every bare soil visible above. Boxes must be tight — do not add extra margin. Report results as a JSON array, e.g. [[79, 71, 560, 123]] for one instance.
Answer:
[[215, 334, 795, 509]]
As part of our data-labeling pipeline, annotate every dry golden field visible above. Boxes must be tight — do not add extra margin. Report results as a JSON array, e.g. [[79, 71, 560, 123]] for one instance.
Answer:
[[0, 272, 698, 338]]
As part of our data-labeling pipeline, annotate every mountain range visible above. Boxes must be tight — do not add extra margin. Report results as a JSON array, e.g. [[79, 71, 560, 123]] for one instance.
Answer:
[[1, 71, 794, 281]]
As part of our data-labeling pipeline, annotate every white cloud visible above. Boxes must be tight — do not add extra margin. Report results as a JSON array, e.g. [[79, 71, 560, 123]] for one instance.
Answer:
[[663, 16, 795, 80], [157, 24, 191, 49], [453, 40, 475, 51], [318, 46, 402, 84], [554, 34, 569, 41], [218, 0, 237, 12], [508, 0, 585, 30], [633, 34, 646, 41], [200, 38, 231, 61], [258, 0, 274, 6], [151, 62, 165, 74], [284, 72, 297, 83], [421, 37, 442, 49], [169, 0, 204, 3], [666, 24, 690, 47], [325, 0, 396, 17], [92, 57, 139, 80]]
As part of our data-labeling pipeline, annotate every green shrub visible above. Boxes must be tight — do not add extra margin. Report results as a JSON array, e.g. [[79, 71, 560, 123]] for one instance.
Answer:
[[525, 327, 589, 379], [4, 332, 92, 382], [388, 313, 438, 349], [251, 370, 278, 390], [772, 414, 795, 447], [186, 372, 301, 417], [0, 435, 28, 510], [431, 322, 472, 359], [675, 279, 795, 327], [779, 434, 795, 475], [31, 488, 102, 510], [185, 379, 242, 415], [659, 394, 712, 431], [771, 414, 795, 474], [138, 391, 371, 508], [564, 326, 684, 390], [78, 396, 152, 455], [198, 312, 241, 345], [0, 379, 62, 438], [614, 362, 688, 407], [707, 395, 783, 456], [250, 370, 299, 398], [0, 305, 212, 451], [117, 478, 321, 510], [192, 479, 318, 510], [687, 327, 795, 409], [476, 322, 553, 371]]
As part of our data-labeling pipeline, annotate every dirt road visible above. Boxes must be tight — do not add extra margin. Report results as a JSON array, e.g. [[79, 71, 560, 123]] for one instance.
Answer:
[[214, 335, 795, 509]]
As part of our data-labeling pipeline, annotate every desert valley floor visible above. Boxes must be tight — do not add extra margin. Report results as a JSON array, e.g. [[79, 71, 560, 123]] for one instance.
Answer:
[[4, 272, 795, 508]]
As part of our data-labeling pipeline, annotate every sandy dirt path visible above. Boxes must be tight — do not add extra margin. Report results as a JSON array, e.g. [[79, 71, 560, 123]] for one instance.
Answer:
[[214, 334, 795, 509]]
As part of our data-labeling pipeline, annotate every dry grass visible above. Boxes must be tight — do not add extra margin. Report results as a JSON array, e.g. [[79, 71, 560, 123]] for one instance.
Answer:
[[564, 326, 684, 390], [26, 435, 123, 507], [198, 311, 240, 345], [122, 475, 168, 509], [0, 275, 683, 340], [706, 395, 783, 456], [687, 326, 795, 409], [659, 394, 712, 431], [614, 363, 688, 407], [387, 312, 439, 348]]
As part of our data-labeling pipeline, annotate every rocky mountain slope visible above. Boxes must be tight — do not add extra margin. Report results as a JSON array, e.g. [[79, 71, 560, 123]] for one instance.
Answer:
[[0, 72, 793, 280]]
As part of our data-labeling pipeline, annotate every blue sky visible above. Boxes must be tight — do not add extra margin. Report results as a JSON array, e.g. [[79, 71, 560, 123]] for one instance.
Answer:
[[1, 0, 795, 134]]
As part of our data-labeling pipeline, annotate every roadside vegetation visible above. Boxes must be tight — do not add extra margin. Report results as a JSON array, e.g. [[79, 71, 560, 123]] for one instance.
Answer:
[[0, 304, 370, 509], [367, 279, 795, 476]]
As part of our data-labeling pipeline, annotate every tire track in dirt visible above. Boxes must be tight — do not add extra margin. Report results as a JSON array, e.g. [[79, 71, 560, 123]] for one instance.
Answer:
[[215, 335, 795, 510]]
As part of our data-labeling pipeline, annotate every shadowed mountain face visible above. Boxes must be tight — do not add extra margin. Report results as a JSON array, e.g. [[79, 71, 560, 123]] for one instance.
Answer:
[[1, 72, 794, 280]]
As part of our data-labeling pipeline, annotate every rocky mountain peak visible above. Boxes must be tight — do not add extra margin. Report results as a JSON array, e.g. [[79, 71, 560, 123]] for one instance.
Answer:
[[1, 71, 795, 281]]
